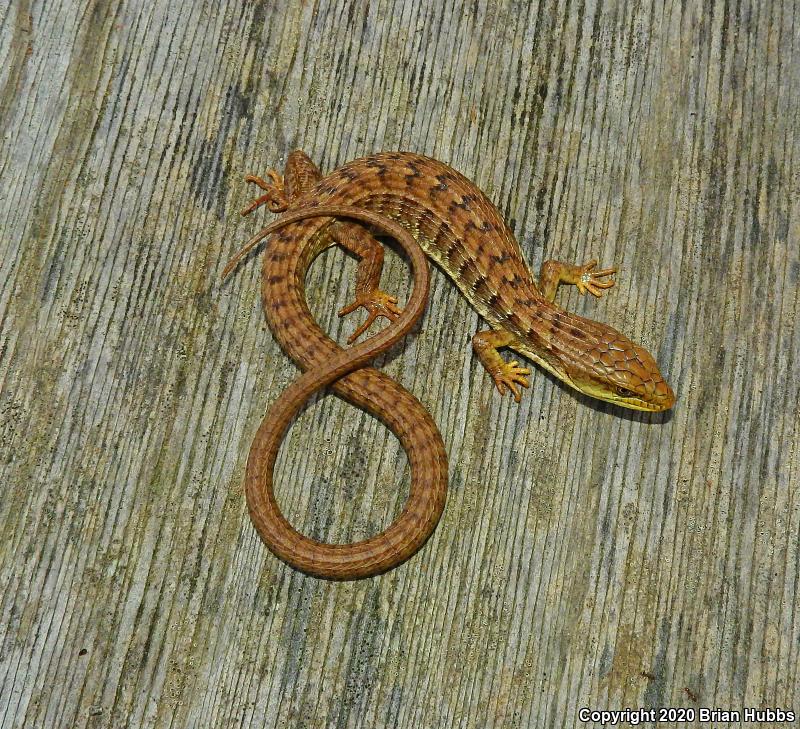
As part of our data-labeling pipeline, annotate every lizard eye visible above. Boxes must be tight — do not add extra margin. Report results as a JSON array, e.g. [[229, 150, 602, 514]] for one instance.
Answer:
[[615, 386, 635, 398]]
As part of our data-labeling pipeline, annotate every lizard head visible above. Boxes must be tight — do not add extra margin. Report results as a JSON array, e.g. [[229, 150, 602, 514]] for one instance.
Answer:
[[516, 312, 676, 412], [562, 326, 676, 412]]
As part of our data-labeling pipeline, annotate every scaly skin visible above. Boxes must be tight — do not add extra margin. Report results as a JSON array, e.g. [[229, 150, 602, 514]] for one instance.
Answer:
[[223, 150, 675, 580]]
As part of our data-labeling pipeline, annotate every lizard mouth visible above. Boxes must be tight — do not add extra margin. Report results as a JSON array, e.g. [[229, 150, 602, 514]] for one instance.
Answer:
[[572, 375, 676, 412], [602, 379, 676, 412]]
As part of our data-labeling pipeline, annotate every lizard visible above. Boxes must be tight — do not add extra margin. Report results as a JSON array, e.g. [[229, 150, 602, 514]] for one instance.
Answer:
[[222, 150, 675, 580]]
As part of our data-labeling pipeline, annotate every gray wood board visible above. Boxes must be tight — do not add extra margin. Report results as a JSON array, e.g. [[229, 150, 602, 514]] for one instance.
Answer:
[[1, 0, 798, 727]]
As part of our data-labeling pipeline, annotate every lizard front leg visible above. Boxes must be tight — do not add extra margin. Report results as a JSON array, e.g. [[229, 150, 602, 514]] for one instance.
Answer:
[[538, 258, 616, 302], [472, 329, 530, 402]]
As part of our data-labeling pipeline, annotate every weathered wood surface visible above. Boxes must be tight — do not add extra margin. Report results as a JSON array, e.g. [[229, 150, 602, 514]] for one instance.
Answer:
[[1, 0, 798, 727]]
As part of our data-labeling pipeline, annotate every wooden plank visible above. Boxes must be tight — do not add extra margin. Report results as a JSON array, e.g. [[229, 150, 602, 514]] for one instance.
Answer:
[[1, 0, 798, 726]]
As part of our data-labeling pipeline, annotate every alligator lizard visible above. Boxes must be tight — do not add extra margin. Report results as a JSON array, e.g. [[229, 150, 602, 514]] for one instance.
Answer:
[[223, 151, 675, 580]]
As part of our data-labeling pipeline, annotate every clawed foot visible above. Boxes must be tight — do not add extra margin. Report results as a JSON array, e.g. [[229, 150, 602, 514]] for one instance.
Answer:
[[338, 290, 403, 344], [492, 360, 531, 402], [240, 171, 289, 216], [575, 259, 616, 297]]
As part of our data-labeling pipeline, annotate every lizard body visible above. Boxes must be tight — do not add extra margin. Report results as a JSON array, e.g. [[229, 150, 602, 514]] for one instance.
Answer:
[[223, 150, 675, 580]]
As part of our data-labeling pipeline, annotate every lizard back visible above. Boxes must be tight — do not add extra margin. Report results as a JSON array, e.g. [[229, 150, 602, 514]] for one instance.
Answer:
[[297, 152, 546, 331]]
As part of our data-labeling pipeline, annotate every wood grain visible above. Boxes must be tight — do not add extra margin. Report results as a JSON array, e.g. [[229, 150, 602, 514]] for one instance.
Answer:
[[1, 0, 798, 727]]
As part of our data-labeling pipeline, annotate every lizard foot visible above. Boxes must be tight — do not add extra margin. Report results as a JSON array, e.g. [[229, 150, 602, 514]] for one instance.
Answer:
[[240, 170, 289, 216], [575, 259, 616, 297], [491, 360, 531, 402], [338, 290, 403, 344]]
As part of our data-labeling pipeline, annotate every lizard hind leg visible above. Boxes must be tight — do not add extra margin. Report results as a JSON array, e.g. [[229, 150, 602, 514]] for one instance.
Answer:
[[240, 150, 323, 216], [240, 171, 289, 215], [333, 221, 403, 344], [284, 150, 323, 198], [284, 154, 405, 345]]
